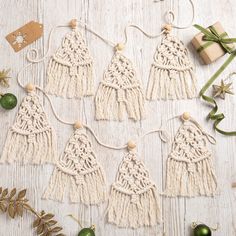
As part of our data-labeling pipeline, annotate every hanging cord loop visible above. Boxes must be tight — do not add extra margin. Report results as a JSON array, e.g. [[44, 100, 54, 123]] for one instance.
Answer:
[[76, 20, 116, 47], [122, 0, 195, 46], [83, 124, 168, 151], [140, 129, 169, 143], [165, 10, 175, 26], [123, 24, 166, 46], [26, 19, 117, 66], [155, 0, 195, 29], [27, 25, 68, 63]]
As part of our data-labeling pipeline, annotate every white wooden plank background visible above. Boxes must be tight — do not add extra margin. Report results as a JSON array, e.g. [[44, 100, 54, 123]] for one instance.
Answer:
[[0, 0, 236, 235]]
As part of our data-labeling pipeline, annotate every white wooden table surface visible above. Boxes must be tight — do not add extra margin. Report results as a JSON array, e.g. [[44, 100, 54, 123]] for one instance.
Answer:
[[0, 0, 236, 235]]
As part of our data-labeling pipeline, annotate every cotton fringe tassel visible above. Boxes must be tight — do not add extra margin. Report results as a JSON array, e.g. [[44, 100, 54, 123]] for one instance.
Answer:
[[107, 185, 161, 228], [46, 58, 93, 98], [43, 165, 106, 204], [147, 65, 197, 100], [95, 84, 145, 121], [165, 156, 217, 197], [1, 127, 57, 165]]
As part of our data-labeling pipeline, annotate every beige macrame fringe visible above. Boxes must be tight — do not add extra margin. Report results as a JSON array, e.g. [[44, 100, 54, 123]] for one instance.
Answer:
[[43, 166, 106, 204], [107, 151, 161, 228], [95, 83, 145, 121], [107, 186, 161, 228], [165, 157, 217, 197], [146, 65, 197, 100], [1, 127, 57, 165], [146, 33, 197, 100], [46, 58, 93, 98], [95, 52, 145, 121]]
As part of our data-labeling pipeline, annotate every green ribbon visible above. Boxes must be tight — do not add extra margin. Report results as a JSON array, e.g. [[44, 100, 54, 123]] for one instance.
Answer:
[[194, 24, 236, 53], [196, 32, 227, 53], [194, 24, 236, 136]]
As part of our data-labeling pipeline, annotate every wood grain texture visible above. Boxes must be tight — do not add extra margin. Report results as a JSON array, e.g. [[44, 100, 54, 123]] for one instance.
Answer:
[[0, 0, 236, 235]]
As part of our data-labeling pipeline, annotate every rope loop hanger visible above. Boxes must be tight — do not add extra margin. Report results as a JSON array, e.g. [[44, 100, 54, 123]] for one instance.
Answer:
[[165, 10, 175, 26], [155, 0, 195, 29], [121, 0, 195, 48], [143, 0, 197, 101]]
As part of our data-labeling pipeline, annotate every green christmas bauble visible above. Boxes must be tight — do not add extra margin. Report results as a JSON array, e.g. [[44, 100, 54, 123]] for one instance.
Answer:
[[78, 228, 95, 236], [194, 224, 212, 236], [0, 93, 17, 110]]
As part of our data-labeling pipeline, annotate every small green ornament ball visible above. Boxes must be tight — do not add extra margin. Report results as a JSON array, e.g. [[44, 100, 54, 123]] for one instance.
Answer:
[[78, 228, 95, 236], [0, 93, 17, 110], [194, 224, 212, 236]]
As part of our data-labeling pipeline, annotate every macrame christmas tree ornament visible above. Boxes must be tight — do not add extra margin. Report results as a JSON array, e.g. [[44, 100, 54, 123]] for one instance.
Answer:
[[107, 141, 161, 228], [1, 84, 57, 164], [43, 122, 106, 205], [95, 44, 145, 121], [146, 25, 197, 100], [164, 112, 217, 197], [45, 19, 94, 98]]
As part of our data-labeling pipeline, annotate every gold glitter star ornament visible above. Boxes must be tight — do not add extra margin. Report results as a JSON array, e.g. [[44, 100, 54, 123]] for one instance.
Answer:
[[212, 80, 234, 99], [0, 69, 11, 87]]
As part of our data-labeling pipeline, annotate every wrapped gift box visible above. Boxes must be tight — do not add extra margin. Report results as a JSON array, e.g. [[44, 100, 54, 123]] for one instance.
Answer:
[[191, 22, 235, 64]]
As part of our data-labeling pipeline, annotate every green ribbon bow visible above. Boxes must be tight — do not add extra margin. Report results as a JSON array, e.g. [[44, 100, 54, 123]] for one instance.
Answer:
[[194, 24, 236, 136], [194, 24, 236, 53]]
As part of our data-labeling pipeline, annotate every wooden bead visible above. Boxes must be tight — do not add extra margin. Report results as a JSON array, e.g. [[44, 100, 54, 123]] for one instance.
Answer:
[[25, 83, 35, 92], [74, 121, 83, 129], [127, 140, 136, 150], [182, 112, 191, 121], [70, 19, 78, 29], [115, 43, 125, 51], [163, 24, 172, 32]]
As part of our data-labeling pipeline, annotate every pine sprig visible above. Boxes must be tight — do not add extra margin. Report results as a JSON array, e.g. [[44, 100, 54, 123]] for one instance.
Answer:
[[0, 187, 65, 236]]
